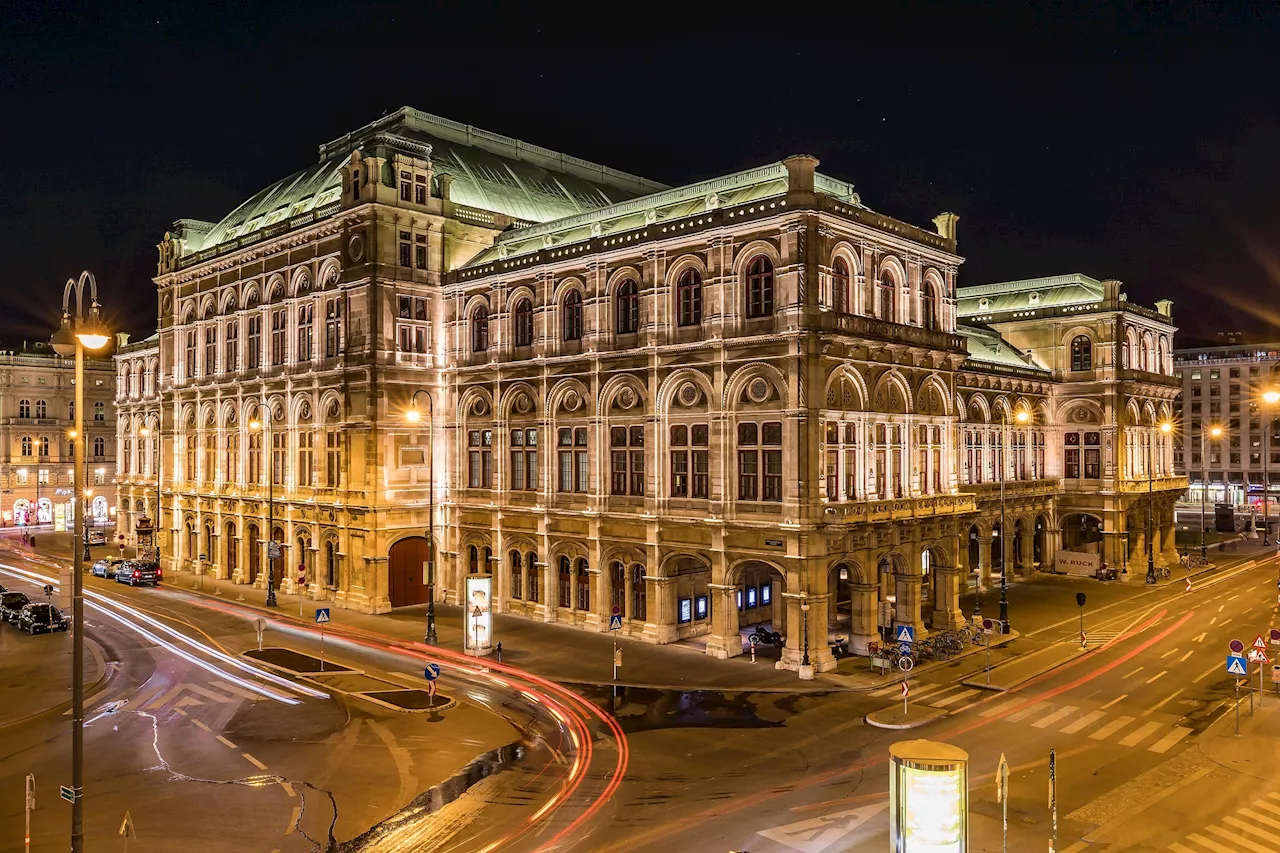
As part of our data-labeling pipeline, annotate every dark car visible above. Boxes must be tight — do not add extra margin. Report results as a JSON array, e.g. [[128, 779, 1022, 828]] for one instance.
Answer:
[[18, 603, 68, 634], [116, 561, 161, 587], [91, 557, 125, 579], [0, 591, 30, 624]]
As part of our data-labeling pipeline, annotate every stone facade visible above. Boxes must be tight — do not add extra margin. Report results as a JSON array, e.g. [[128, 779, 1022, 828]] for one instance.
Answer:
[[116, 107, 1185, 673]]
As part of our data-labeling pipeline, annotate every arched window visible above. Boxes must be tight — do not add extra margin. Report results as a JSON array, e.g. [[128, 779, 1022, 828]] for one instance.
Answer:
[[1071, 335, 1092, 371], [513, 298, 534, 347], [562, 290, 583, 341], [921, 283, 938, 329], [631, 564, 647, 621], [94, 402, 105, 421], [39, 437, 49, 457], [745, 256, 774, 318], [677, 269, 702, 327], [526, 550, 539, 602], [877, 272, 896, 322], [18, 400, 29, 419], [471, 306, 489, 353], [468, 544, 479, 573], [831, 258, 850, 313], [93, 437, 104, 457], [575, 557, 591, 611], [616, 280, 639, 334], [20, 436, 31, 456], [68, 401, 74, 420], [35, 400, 46, 419], [510, 550, 523, 599]]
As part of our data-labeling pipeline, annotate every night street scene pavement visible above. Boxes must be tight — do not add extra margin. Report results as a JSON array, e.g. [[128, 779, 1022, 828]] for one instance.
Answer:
[[8, 4, 1280, 852]]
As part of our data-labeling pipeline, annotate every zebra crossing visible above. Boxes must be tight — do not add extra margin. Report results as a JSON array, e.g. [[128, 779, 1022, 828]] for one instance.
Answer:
[[869, 682, 1193, 755], [1170, 792, 1280, 853]]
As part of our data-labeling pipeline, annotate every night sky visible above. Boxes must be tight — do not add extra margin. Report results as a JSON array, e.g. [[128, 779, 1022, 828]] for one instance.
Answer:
[[4, 1, 1279, 347]]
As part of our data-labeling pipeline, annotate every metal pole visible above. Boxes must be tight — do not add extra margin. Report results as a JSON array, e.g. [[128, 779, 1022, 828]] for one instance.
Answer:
[[1265, 418, 1271, 546], [25, 774, 33, 853], [1201, 428, 1208, 562], [1146, 431, 1156, 584], [265, 407, 276, 607], [1236, 679, 1241, 735], [1000, 761, 1007, 853], [999, 418, 1009, 629], [425, 391, 437, 644], [71, 343, 85, 852], [1049, 748, 1058, 853], [801, 596, 811, 668]]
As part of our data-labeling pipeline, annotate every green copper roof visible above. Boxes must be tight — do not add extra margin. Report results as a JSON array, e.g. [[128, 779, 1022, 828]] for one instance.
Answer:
[[956, 273, 1105, 317], [463, 163, 861, 268], [186, 107, 668, 256], [958, 323, 1049, 372]]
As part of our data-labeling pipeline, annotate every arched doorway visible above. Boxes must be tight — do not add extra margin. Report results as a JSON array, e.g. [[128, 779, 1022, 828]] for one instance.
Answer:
[[13, 499, 30, 527], [1061, 513, 1102, 554], [827, 562, 855, 636], [1034, 516, 1048, 565], [184, 520, 196, 566], [246, 522, 260, 583], [967, 525, 981, 575], [991, 522, 1004, 573], [733, 559, 786, 658], [37, 498, 52, 525], [388, 536, 429, 607], [324, 538, 338, 587], [224, 521, 237, 579], [270, 526, 285, 587], [1013, 519, 1027, 571]]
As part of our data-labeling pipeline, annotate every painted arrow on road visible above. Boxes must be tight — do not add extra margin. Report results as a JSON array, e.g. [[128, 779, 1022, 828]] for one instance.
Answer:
[[756, 803, 889, 852], [145, 683, 239, 710]]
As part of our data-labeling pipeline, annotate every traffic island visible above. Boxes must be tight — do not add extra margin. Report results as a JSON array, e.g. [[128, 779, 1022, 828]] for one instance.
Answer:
[[865, 704, 948, 730], [361, 690, 458, 713], [243, 646, 360, 675]]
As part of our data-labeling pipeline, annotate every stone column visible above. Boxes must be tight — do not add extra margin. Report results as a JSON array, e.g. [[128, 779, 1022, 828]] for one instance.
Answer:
[[977, 535, 993, 585], [849, 582, 878, 655], [652, 577, 678, 643], [931, 567, 965, 630], [704, 583, 742, 659], [893, 571, 925, 637]]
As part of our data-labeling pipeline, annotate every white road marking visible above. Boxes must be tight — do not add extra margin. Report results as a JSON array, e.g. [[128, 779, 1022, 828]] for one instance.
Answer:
[[1101, 694, 1128, 710], [216, 735, 237, 749], [1061, 710, 1107, 734], [1185, 833, 1234, 853], [1210, 820, 1278, 852], [930, 688, 982, 708], [1194, 632, 1207, 642], [1146, 670, 1168, 684], [1239, 807, 1280, 831], [1147, 726, 1192, 753], [1179, 650, 1195, 662], [1193, 662, 1222, 683], [1169, 842, 1199, 853], [1119, 720, 1163, 747], [242, 753, 267, 770], [1091, 715, 1135, 740], [1123, 666, 1145, 678], [1030, 705, 1078, 729], [1144, 689, 1184, 716], [1210, 617, 1218, 626], [1227, 595, 1240, 602], [979, 698, 1024, 718], [1161, 648, 1179, 659], [1007, 701, 1052, 722]]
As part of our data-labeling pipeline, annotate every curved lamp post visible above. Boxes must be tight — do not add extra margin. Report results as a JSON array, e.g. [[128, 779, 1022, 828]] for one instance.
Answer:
[[998, 407, 1031, 631], [1146, 421, 1174, 584], [1261, 390, 1280, 544], [1201, 424, 1223, 562], [406, 390, 437, 644], [249, 408, 278, 606], [50, 270, 109, 853]]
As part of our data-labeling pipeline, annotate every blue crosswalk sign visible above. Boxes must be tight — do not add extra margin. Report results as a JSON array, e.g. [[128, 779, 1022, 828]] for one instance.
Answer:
[[1227, 654, 1248, 676], [609, 614, 623, 630], [423, 663, 441, 681], [314, 608, 330, 624], [894, 625, 916, 644]]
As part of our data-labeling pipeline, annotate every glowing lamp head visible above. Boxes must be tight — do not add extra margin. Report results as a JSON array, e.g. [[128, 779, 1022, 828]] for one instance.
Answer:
[[1015, 410, 1030, 424], [67, 429, 77, 441], [1160, 422, 1173, 434], [405, 407, 422, 424], [1210, 425, 1223, 438], [139, 427, 149, 437], [248, 419, 261, 431], [1264, 390, 1280, 405]]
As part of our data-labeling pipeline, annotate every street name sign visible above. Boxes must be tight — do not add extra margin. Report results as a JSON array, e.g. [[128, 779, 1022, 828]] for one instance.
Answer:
[[1227, 654, 1249, 676], [894, 625, 916, 644], [59, 785, 75, 803], [314, 608, 330, 624]]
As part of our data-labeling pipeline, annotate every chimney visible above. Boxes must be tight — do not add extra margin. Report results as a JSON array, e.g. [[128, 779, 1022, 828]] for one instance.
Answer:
[[932, 212, 959, 242], [115, 332, 130, 349], [1155, 299, 1173, 318], [782, 155, 819, 204]]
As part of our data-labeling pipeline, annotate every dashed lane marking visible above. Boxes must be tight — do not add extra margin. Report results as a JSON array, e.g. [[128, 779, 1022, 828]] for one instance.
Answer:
[[242, 753, 267, 770], [1193, 661, 1221, 684], [173, 707, 187, 717], [1180, 650, 1195, 662], [216, 735, 237, 749], [1146, 670, 1168, 684], [279, 781, 297, 798], [1101, 694, 1128, 710], [192, 720, 212, 732], [1123, 666, 1145, 679], [1145, 689, 1184, 716], [1161, 648, 1179, 659]]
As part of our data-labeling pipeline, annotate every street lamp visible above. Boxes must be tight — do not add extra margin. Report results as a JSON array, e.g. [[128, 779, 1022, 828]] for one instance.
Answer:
[[250, 411, 277, 607], [800, 590, 811, 670], [139, 420, 162, 560], [998, 407, 1031, 631], [406, 390, 437, 644], [1202, 424, 1223, 562], [1146, 421, 1174, 584], [1260, 389, 1280, 544], [49, 270, 109, 853]]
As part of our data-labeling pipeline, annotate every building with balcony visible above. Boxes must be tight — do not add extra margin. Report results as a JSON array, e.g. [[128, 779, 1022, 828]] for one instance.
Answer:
[[118, 107, 1184, 672], [0, 341, 117, 533], [1173, 341, 1280, 509]]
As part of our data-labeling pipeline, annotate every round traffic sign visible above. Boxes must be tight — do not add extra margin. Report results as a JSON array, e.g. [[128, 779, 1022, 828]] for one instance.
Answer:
[[982, 618, 995, 630], [1230, 638, 1245, 653], [612, 605, 621, 616], [749, 634, 760, 646]]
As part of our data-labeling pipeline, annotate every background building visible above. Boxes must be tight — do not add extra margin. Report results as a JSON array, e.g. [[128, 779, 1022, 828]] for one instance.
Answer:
[[0, 341, 117, 534], [118, 107, 1185, 671], [1173, 341, 1280, 510]]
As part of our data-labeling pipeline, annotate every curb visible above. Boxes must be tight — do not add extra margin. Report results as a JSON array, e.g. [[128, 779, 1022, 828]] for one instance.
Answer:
[[864, 707, 948, 730], [961, 645, 1094, 692]]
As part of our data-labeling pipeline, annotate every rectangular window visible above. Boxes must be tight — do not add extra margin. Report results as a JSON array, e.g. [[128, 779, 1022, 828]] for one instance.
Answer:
[[271, 431, 286, 486], [399, 231, 411, 267], [270, 309, 286, 365], [610, 425, 644, 495], [415, 234, 427, 269], [204, 326, 217, 375], [38, 469, 48, 485], [225, 433, 239, 483], [325, 430, 341, 487], [324, 299, 342, 358], [296, 302, 313, 362], [248, 433, 261, 484], [414, 174, 427, 205], [737, 422, 759, 500], [762, 421, 783, 501], [185, 435, 195, 481], [185, 331, 196, 379], [298, 432, 314, 487], [225, 320, 239, 372], [247, 315, 261, 368], [468, 429, 493, 489], [510, 428, 537, 491], [399, 171, 412, 201]]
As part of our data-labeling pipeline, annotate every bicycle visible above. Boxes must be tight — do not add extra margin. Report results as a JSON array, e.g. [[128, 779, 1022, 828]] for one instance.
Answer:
[[883, 644, 916, 672], [1155, 565, 1171, 581]]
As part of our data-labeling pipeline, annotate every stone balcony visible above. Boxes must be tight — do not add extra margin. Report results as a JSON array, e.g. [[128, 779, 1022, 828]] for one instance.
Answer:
[[961, 478, 1061, 504], [824, 492, 976, 524]]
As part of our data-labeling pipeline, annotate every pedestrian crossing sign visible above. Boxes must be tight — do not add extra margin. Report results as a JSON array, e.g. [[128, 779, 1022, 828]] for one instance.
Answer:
[[314, 607, 331, 624], [609, 614, 623, 630], [1227, 654, 1249, 676], [894, 625, 916, 644]]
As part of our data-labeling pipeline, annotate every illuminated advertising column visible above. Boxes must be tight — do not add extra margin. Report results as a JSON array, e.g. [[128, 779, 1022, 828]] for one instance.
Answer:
[[464, 575, 493, 655], [889, 739, 968, 853]]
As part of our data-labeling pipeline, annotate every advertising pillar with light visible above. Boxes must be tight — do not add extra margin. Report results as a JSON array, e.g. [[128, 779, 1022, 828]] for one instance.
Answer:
[[464, 574, 493, 655], [889, 739, 969, 853]]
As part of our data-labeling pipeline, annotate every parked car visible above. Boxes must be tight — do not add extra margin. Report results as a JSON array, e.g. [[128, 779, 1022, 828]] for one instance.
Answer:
[[18, 603, 68, 634], [0, 591, 31, 623], [116, 561, 161, 587], [91, 557, 125, 579]]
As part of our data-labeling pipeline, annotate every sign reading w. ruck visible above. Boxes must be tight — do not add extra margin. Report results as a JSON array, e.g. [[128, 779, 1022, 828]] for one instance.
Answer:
[[1055, 551, 1101, 577]]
